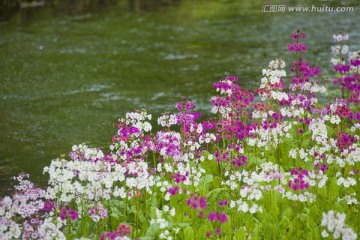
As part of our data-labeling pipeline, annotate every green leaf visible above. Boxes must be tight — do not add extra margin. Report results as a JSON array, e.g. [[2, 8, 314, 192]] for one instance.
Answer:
[[282, 207, 293, 218], [139, 210, 147, 224], [212, 176, 222, 189], [151, 192, 158, 208], [175, 222, 191, 227], [183, 226, 195, 240], [109, 199, 124, 209], [150, 206, 157, 219], [200, 157, 219, 175], [198, 174, 213, 195], [328, 177, 340, 201], [234, 228, 247, 240], [195, 225, 209, 240], [144, 224, 159, 238], [206, 188, 228, 203]]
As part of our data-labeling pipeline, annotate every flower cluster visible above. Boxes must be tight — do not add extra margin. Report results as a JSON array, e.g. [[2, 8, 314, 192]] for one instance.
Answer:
[[331, 33, 360, 103], [207, 211, 228, 224], [287, 168, 310, 191], [100, 223, 131, 240], [320, 210, 357, 240], [186, 194, 207, 210], [88, 202, 108, 222], [288, 31, 307, 52], [59, 206, 79, 221]]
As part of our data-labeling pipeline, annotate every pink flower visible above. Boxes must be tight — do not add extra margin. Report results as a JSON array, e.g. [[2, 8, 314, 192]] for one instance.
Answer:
[[117, 223, 131, 236], [217, 212, 228, 224], [59, 206, 79, 221], [218, 199, 228, 207], [67, 209, 79, 221], [168, 186, 179, 196], [42, 200, 54, 211], [207, 212, 217, 222], [186, 194, 207, 210]]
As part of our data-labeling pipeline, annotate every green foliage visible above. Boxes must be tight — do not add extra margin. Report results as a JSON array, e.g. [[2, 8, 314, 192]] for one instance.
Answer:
[[198, 174, 213, 195], [183, 226, 195, 240]]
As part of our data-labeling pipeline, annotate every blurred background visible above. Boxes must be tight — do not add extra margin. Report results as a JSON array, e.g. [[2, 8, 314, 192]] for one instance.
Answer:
[[0, 0, 359, 195]]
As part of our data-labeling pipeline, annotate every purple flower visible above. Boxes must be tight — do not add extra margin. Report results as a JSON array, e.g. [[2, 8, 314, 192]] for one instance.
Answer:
[[42, 200, 54, 211], [215, 228, 222, 235], [67, 209, 79, 221], [175, 99, 196, 111], [101, 231, 117, 240], [186, 194, 207, 210], [168, 186, 179, 196], [59, 206, 67, 221], [199, 197, 207, 210], [59, 206, 79, 221], [207, 212, 217, 222], [334, 64, 350, 73], [117, 223, 131, 236], [320, 164, 328, 172], [218, 199, 228, 207], [217, 212, 228, 224]]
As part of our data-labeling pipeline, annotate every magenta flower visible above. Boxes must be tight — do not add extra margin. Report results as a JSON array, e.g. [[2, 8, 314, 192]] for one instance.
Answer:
[[217, 212, 228, 224], [101, 231, 117, 240], [59, 206, 79, 221], [291, 32, 306, 40], [215, 228, 222, 235], [168, 186, 179, 196], [117, 223, 131, 236], [218, 199, 228, 207], [336, 132, 357, 149], [199, 197, 207, 210], [320, 164, 328, 172], [176, 99, 196, 111], [42, 200, 54, 211], [68, 209, 79, 221], [59, 206, 67, 221], [186, 194, 207, 210], [334, 64, 350, 73], [207, 212, 217, 222]]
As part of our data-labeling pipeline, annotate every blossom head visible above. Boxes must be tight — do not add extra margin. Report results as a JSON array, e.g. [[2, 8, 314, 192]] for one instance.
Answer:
[[186, 194, 207, 210], [217, 212, 228, 224], [117, 223, 131, 236], [218, 199, 228, 207], [176, 99, 195, 111], [207, 212, 217, 222], [291, 31, 306, 40], [42, 200, 55, 211], [59, 206, 79, 221]]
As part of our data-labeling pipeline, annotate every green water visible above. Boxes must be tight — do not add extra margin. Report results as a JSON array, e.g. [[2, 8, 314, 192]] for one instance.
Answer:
[[0, 0, 359, 195]]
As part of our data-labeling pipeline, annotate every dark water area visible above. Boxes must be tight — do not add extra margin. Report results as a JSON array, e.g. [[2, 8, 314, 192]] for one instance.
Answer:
[[0, 0, 359, 195]]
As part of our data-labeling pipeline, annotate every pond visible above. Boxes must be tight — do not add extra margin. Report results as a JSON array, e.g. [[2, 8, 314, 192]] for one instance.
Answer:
[[0, 0, 359, 195]]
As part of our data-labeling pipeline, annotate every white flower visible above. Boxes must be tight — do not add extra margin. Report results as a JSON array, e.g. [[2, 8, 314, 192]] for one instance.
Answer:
[[321, 230, 329, 238], [169, 208, 176, 217]]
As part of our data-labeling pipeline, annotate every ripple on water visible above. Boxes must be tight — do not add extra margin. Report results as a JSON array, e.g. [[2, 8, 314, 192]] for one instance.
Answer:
[[164, 53, 198, 60], [63, 84, 111, 95]]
